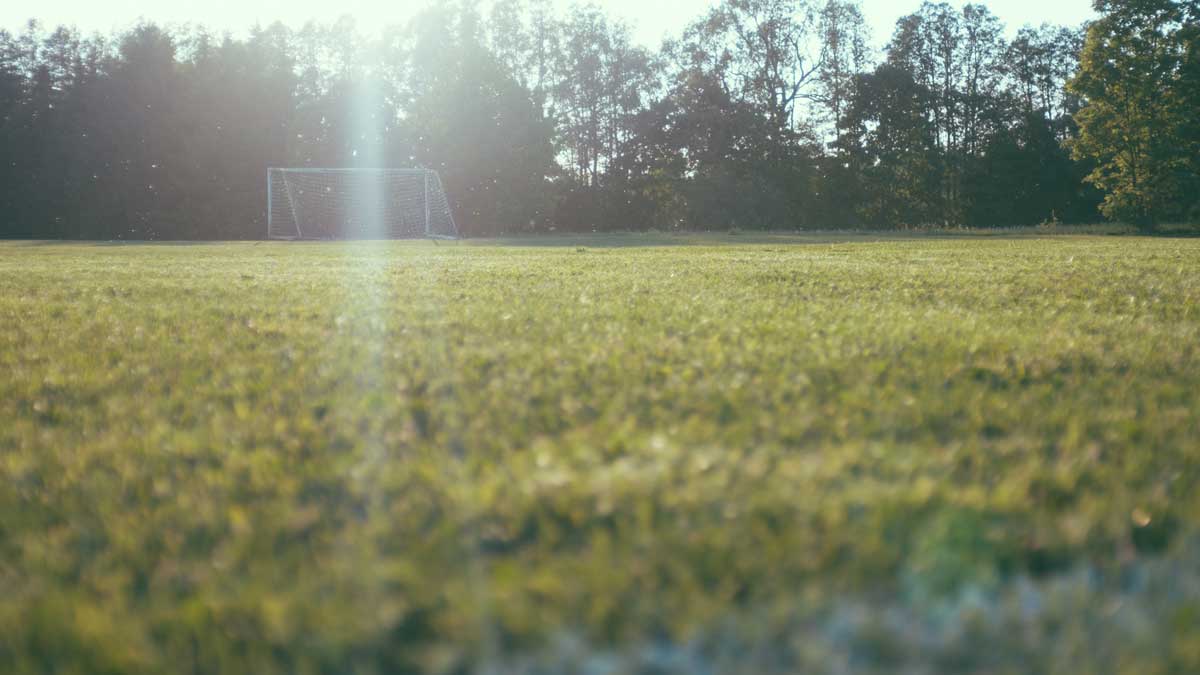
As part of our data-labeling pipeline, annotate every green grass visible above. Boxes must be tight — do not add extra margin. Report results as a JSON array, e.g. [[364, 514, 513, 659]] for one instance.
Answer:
[[1, 234, 1199, 673]]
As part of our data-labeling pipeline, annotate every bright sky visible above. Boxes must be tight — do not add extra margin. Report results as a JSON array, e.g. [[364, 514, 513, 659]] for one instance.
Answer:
[[4, 0, 1097, 48]]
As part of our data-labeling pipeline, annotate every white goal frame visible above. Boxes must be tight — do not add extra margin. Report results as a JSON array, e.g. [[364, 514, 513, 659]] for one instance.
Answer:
[[267, 167, 459, 240]]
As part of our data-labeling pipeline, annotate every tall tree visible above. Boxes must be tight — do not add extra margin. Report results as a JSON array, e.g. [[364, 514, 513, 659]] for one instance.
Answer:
[[1070, 0, 1200, 226], [697, 0, 824, 138], [1007, 24, 1085, 141], [813, 0, 872, 225], [552, 5, 655, 189], [817, 0, 871, 150], [840, 63, 940, 225], [103, 24, 185, 239], [405, 4, 556, 233]]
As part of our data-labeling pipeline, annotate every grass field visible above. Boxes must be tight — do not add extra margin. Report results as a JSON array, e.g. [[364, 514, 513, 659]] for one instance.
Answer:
[[2, 233, 1199, 673]]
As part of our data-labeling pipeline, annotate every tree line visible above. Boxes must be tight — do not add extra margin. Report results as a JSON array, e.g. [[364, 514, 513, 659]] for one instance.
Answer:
[[0, 0, 1196, 239]]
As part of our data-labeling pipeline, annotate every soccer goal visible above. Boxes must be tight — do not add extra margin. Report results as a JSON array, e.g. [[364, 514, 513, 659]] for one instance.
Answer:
[[267, 168, 458, 240]]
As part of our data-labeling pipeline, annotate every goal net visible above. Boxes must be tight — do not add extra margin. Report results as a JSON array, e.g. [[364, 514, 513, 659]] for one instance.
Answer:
[[267, 168, 458, 239]]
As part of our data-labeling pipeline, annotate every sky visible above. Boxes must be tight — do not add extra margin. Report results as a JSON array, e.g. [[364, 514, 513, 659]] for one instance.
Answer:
[[4, 0, 1097, 48]]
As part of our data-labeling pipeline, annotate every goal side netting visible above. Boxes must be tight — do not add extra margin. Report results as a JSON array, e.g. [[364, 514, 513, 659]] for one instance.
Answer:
[[267, 168, 458, 239]]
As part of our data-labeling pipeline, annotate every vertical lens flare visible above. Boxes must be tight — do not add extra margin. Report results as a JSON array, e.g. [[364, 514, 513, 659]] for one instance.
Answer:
[[337, 50, 491, 658], [344, 62, 394, 473], [350, 72, 386, 240], [334, 61, 393, 636]]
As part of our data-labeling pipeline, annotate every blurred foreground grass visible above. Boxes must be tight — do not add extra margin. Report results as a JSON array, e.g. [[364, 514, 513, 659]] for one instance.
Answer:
[[1, 234, 1198, 673]]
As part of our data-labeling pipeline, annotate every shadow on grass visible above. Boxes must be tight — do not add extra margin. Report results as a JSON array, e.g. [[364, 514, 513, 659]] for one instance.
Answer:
[[5, 223, 1198, 248], [2, 239, 253, 247], [464, 226, 1150, 248]]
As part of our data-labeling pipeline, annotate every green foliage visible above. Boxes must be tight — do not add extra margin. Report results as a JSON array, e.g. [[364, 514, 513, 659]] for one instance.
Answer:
[[839, 63, 940, 226], [1, 234, 1198, 672], [0, 2, 1111, 238], [1069, 0, 1200, 227]]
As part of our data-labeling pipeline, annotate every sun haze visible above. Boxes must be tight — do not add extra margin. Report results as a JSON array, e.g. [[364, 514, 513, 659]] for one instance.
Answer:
[[4, 0, 1096, 46]]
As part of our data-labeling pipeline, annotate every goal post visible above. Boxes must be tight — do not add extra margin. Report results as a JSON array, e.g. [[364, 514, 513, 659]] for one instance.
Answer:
[[267, 168, 458, 240]]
